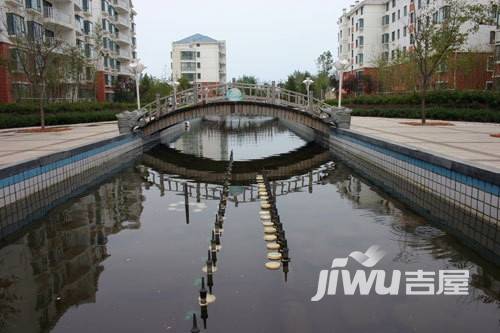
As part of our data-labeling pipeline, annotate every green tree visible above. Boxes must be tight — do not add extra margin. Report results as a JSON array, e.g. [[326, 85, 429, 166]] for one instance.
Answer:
[[8, 20, 66, 128], [236, 75, 258, 85], [410, 0, 491, 124], [283, 70, 312, 95], [316, 51, 334, 75], [177, 76, 192, 91]]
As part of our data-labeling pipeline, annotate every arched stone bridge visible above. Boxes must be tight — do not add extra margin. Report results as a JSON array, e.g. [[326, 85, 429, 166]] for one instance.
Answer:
[[142, 142, 332, 185], [121, 82, 352, 136]]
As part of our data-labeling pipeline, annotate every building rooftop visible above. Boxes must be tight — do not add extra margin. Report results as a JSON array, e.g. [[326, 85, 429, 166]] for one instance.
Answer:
[[173, 34, 219, 45]]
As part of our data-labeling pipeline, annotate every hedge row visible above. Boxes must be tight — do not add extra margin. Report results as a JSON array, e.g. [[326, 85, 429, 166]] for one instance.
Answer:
[[326, 91, 500, 109], [351, 107, 500, 123], [0, 111, 120, 129], [0, 101, 135, 115]]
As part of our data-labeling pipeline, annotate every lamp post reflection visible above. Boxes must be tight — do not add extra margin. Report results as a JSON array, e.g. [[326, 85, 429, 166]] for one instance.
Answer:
[[193, 150, 234, 330]]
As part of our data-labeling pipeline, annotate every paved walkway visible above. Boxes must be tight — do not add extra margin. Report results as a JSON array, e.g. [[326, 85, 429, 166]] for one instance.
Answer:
[[0, 118, 499, 172], [0, 122, 119, 168], [350, 117, 500, 171]]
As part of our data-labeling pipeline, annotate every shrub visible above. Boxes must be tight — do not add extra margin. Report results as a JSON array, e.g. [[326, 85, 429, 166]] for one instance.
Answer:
[[0, 101, 134, 115], [0, 111, 120, 129], [351, 107, 500, 123], [326, 90, 500, 109]]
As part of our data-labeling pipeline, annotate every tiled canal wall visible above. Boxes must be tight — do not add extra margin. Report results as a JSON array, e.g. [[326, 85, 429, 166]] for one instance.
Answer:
[[329, 128, 500, 262], [0, 134, 143, 240]]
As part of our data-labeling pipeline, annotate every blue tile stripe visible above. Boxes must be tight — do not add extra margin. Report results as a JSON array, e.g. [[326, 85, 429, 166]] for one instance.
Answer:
[[335, 133, 500, 197], [0, 136, 137, 190]]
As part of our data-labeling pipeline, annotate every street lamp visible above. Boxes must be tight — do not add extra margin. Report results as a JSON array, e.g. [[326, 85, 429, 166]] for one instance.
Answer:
[[302, 77, 314, 110], [129, 60, 146, 110], [334, 59, 350, 108], [168, 79, 180, 108]]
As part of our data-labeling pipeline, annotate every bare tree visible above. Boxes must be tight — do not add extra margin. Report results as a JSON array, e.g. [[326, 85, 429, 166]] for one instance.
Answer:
[[3, 10, 67, 128], [411, 0, 491, 124]]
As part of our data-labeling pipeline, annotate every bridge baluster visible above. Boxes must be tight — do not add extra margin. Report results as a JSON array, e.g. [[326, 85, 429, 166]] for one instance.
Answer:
[[155, 94, 161, 117]]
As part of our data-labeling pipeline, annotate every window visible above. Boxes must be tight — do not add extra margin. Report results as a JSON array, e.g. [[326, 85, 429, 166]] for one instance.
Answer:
[[197, 51, 200, 58], [25, 0, 42, 12], [358, 53, 364, 65], [197, 62, 201, 69], [392, 12, 396, 22], [181, 62, 196, 71], [403, 26, 407, 37], [180, 51, 195, 60], [6, 13, 25, 35], [83, 20, 92, 35], [404, 5, 407, 16], [182, 73, 195, 81], [197, 73, 201, 80], [490, 31, 496, 45], [487, 56, 495, 72], [27, 21, 44, 41]]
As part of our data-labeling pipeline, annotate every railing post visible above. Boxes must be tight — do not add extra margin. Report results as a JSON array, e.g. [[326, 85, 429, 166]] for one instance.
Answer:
[[155, 93, 161, 117], [271, 81, 276, 105], [194, 83, 199, 104]]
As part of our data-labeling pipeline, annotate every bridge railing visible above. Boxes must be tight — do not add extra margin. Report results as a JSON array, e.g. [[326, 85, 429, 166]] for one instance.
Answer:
[[140, 81, 338, 121]]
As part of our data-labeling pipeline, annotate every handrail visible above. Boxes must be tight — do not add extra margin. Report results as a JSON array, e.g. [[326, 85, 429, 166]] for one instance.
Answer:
[[139, 82, 338, 124]]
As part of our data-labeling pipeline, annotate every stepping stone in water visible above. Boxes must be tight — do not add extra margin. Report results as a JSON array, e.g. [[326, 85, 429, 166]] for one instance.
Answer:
[[261, 203, 271, 209], [264, 234, 277, 241], [265, 261, 281, 270], [264, 227, 277, 234], [267, 242, 280, 250], [262, 222, 274, 227], [202, 265, 218, 273], [267, 252, 282, 260]]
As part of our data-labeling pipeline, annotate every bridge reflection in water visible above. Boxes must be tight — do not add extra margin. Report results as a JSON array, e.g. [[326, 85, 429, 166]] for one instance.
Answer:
[[0, 116, 500, 333]]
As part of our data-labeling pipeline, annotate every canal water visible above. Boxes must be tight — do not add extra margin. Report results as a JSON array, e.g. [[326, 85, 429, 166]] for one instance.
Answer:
[[0, 117, 499, 333]]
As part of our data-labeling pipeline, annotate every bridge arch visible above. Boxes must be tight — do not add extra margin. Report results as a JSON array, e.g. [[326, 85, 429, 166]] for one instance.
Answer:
[[142, 101, 332, 136], [124, 82, 352, 136]]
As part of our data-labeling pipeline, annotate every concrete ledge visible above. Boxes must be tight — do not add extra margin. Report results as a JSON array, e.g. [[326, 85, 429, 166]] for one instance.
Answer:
[[0, 133, 136, 180], [335, 128, 500, 186]]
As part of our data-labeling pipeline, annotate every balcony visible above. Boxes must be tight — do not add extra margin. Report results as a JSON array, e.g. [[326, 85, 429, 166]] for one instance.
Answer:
[[5, 0, 23, 7], [115, 15, 130, 28], [43, 7, 74, 30], [117, 49, 131, 60], [113, 0, 130, 12], [116, 33, 131, 45]]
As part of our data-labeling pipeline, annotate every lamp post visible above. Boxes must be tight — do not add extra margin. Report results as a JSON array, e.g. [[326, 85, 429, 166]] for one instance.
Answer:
[[129, 60, 146, 110], [334, 59, 350, 108], [169, 79, 180, 108], [302, 77, 314, 110]]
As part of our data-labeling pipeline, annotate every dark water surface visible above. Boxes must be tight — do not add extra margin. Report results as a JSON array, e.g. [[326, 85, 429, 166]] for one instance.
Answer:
[[1, 117, 499, 333]]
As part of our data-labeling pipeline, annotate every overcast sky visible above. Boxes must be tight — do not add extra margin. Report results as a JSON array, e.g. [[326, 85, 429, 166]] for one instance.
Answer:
[[134, 0, 352, 82]]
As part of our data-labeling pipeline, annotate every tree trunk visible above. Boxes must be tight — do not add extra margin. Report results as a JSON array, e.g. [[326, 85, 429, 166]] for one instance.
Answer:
[[420, 77, 428, 125], [40, 84, 46, 129]]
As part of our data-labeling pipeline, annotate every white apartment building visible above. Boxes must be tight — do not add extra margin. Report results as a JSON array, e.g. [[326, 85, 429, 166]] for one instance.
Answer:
[[171, 34, 226, 85], [0, 0, 137, 102], [338, 0, 496, 88]]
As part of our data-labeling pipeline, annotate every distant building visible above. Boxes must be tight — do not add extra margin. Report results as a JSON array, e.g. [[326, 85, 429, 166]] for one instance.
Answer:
[[337, 0, 497, 92], [0, 0, 138, 103], [171, 34, 227, 86]]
